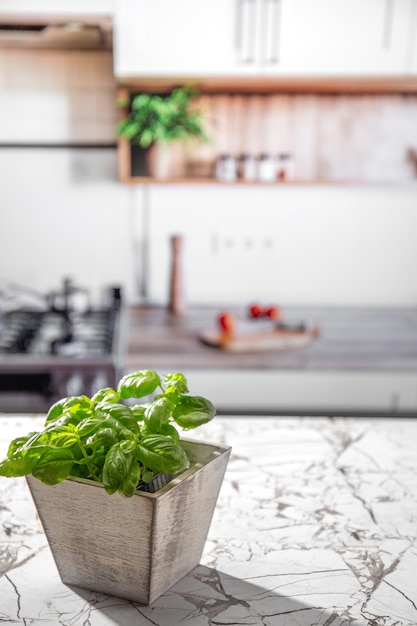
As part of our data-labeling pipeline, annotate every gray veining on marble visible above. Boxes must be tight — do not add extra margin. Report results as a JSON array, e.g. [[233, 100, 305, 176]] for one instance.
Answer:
[[1, 414, 417, 625]]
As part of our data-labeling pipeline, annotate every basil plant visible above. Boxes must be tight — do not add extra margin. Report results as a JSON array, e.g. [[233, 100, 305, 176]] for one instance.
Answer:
[[0, 370, 215, 498]]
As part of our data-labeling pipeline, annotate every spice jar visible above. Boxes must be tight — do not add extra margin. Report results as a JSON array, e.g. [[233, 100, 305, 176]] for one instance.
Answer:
[[257, 153, 276, 182], [277, 153, 295, 181], [215, 154, 237, 182], [239, 153, 257, 181]]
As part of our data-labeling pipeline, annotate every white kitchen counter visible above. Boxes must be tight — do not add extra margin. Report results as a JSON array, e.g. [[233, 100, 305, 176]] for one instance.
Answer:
[[1, 414, 417, 625]]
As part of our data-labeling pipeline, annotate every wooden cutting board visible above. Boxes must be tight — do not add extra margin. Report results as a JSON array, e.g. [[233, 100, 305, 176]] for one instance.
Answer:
[[199, 323, 320, 353]]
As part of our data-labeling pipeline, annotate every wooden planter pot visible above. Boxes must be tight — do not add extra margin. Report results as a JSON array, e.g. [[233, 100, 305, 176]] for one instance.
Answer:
[[26, 440, 230, 605]]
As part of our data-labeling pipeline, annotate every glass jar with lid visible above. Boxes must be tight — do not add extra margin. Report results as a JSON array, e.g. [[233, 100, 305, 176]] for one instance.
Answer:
[[257, 153, 276, 182], [215, 154, 237, 182], [277, 153, 295, 181], [239, 153, 257, 181]]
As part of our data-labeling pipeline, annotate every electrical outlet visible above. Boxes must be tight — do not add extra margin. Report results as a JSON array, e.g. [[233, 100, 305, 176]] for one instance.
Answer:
[[211, 233, 275, 255]]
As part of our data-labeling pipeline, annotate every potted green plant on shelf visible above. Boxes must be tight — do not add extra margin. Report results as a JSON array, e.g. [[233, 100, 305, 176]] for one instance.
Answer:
[[117, 85, 208, 180], [0, 369, 230, 605]]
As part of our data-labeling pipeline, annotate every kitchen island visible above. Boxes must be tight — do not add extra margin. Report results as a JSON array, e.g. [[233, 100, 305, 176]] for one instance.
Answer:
[[1, 414, 417, 625]]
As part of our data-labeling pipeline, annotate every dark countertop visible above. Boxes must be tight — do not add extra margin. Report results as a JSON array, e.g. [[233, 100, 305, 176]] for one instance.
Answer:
[[125, 305, 417, 372]]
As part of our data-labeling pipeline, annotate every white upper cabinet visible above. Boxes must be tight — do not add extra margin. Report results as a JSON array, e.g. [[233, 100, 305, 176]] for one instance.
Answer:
[[411, 1, 417, 73], [114, 0, 259, 77], [113, 0, 415, 78], [275, 0, 414, 76]]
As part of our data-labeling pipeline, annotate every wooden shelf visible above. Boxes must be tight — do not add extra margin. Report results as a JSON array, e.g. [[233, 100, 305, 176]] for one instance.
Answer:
[[118, 172, 417, 188], [117, 75, 417, 95], [119, 176, 361, 186], [117, 86, 417, 186], [118, 135, 417, 188]]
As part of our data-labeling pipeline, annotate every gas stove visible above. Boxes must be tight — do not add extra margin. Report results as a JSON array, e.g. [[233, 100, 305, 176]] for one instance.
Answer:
[[0, 279, 126, 412]]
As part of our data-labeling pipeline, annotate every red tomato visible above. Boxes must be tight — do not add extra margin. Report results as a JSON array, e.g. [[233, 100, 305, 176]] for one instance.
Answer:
[[265, 306, 282, 320], [218, 312, 235, 332], [249, 303, 264, 318]]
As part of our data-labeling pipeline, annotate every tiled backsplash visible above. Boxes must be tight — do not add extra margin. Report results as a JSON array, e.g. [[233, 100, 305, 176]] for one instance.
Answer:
[[0, 49, 117, 143]]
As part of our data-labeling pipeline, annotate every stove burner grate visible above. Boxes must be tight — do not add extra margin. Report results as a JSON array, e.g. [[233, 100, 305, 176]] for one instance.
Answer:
[[0, 282, 125, 411]]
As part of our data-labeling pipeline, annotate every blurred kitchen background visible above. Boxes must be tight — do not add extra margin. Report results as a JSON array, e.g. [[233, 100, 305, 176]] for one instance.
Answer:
[[0, 0, 416, 416]]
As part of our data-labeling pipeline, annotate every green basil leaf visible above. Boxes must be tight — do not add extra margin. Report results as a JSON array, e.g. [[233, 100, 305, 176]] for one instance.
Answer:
[[45, 395, 93, 424], [32, 458, 74, 485], [2, 438, 79, 479], [172, 395, 216, 429], [40, 425, 79, 448], [50, 413, 80, 428], [0, 455, 38, 477], [141, 469, 154, 483], [144, 397, 174, 432], [119, 462, 141, 498], [9, 441, 47, 463], [117, 370, 161, 400], [102, 415, 134, 437], [6, 433, 37, 459], [19, 430, 47, 451], [18, 423, 77, 455], [164, 372, 189, 394], [91, 388, 120, 405], [130, 404, 148, 421], [159, 422, 180, 441], [102, 441, 139, 496], [86, 428, 118, 449], [136, 434, 189, 474], [45, 400, 69, 423], [98, 404, 139, 434], [0, 368, 216, 492], [163, 386, 181, 404], [84, 409, 136, 438], [77, 416, 106, 439]]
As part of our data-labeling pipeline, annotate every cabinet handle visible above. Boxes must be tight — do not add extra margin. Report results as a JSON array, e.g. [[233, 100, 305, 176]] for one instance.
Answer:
[[406, 0, 417, 71], [246, 0, 257, 63], [235, 0, 256, 64], [235, 0, 244, 57], [264, 0, 281, 64], [382, 0, 394, 49]]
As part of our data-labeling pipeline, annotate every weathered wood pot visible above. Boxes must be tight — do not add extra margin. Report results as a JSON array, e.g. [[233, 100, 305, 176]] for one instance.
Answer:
[[26, 439, 230, 605]]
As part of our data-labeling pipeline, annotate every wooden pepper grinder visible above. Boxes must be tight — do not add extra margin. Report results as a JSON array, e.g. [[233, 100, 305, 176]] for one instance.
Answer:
[[168, 235, 186, 315]]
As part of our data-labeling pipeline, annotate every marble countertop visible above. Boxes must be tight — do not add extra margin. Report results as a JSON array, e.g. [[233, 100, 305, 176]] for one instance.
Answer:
[[1, 414, 417, 625]]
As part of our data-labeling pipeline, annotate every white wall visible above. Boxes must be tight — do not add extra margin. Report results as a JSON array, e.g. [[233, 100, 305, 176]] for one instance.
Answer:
[[145, 184, 417, 307], [0, 147, 140, 304], [2, 154, 416, 309]]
